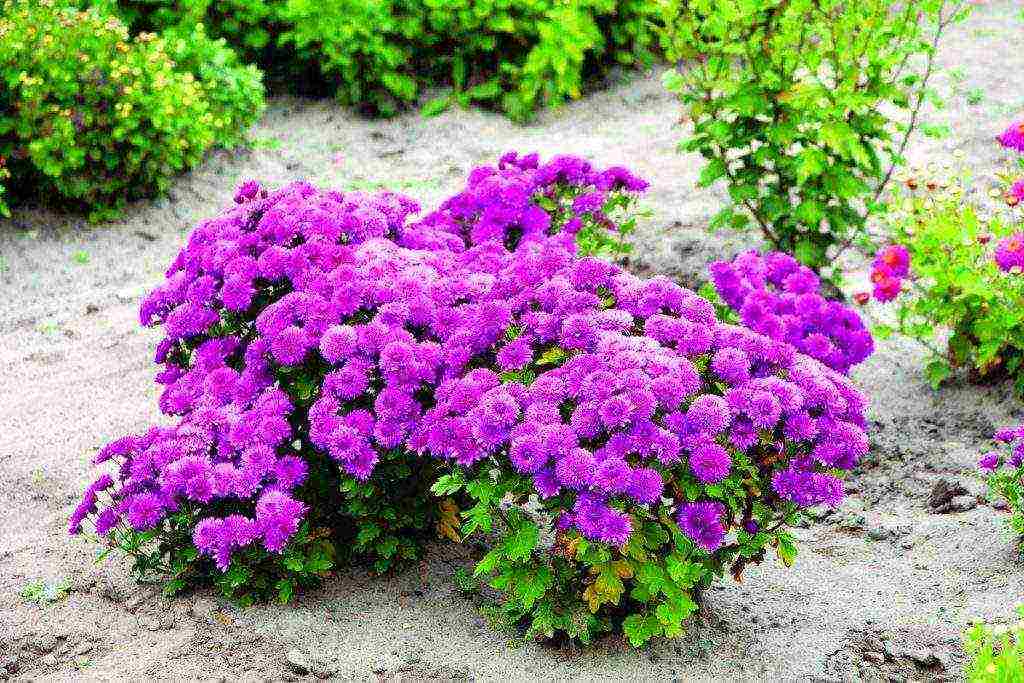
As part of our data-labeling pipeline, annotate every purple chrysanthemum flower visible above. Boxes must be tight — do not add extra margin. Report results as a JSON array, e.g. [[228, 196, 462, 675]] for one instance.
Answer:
[[688, 442, 731, 483], [677, 500, 726, 553]]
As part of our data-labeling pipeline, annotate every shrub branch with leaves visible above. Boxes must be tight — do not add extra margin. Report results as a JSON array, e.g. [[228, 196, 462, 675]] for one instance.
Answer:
[[871, 164, 1024, 394], [661, 0, 969, 279]]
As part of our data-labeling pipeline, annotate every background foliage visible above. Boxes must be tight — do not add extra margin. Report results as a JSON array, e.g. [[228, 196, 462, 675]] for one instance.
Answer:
[[876, 167, 1024, 395], [661, 0, 969, 280], [0, 0, 263, 219]]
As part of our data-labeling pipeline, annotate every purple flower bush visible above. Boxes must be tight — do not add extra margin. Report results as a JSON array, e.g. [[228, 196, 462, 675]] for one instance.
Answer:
[[71, 153, 869, 645], [707, 250, 874, 374], [980, 424, 1024, 545]]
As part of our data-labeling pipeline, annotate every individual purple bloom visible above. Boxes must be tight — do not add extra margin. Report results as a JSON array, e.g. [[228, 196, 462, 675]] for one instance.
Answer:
[[533, 467, 561, 498], [746, 390, 782, 429], [273, 456, 309, 488], [94, 508, 121, 535], [688, 442, 731, 483], [554, 448, 595, 490], [628, 467, 664, 504], [684, 395, 730, 436], [125, 492, 164, 530], [510, 436, 548, 474], [978, 451, 1000, 472], [271, 326, 311, 366], [319, 325, 358, 364], [592, 458, 633, 494], [497, 338, 533, 371], [255, 490, 307, 553], [677, 500, 726, 553], [710, 347, 750, 384], [598, 395, 632, 430]]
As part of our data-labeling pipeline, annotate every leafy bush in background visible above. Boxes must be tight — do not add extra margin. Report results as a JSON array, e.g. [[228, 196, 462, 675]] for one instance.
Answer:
[[661, 0, 969, 280], [91, 0, 663, 121], [94, 0, 280, 62], [70, 155, 869, 648], [278, 0, 663, 120], [964, 606, 1024, 682], [160, 23, 265, 148], [0, 0, 263, 220], [872, 165, 1024, 394]]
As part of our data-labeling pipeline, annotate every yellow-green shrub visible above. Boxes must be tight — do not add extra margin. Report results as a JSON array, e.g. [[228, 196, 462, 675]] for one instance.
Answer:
[[0, 1, 261, 220]]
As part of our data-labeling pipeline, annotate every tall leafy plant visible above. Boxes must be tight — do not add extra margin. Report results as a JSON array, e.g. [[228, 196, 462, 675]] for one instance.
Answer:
[[661, 0, 969, 280]]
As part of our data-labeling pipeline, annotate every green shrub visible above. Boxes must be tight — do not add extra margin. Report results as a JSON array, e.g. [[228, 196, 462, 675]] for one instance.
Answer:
[[965, 606, 1024, 683], [0, 158, 9, 217], [95, 0, 664, 121], [661, 0, 969, 280], [872, 165, 1024, 394], [279, 0, 663, 120], [0, 0, 260, 220], [93, 0, 283, 64], [161, 23, 265, 148]]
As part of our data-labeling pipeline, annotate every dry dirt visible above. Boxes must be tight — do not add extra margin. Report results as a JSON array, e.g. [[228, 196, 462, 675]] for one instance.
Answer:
[[2, 2, 1024, 681]]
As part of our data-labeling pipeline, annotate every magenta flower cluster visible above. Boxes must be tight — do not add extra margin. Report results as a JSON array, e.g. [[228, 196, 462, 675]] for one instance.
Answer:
[[869, 244, 910, 303], [998, 121, 1024, 153], [71, 152, 868, 575], [994, 233, 1024, 274], [980, 424, 1024, 473], [709, 250, 874, 374]]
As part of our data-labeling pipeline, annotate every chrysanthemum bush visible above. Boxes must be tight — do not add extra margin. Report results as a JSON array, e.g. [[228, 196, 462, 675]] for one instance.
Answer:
[[980, 425, 1024, 546], [0, 0, 263, 220], [71, 153, 869, 645], [707, 251, 874, 375], [871, 162, 1024, 394]]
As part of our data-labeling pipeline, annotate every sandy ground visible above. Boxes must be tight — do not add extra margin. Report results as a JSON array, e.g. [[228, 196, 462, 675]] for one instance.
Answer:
[[2, 2, 1024, 680]]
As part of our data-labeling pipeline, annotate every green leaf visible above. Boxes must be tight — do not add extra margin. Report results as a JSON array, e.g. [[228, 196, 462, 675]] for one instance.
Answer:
[[925, 359, 951, 389], [503, 520, 539, 562], [421, 95, 451, 117], [776, 532, 797, 568], [277, 578, 295, 604], [622, 612, 662, 647]]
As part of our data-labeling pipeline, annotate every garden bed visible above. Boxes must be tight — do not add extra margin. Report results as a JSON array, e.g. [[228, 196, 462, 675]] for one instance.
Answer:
[[1, 1, 1022, 679]]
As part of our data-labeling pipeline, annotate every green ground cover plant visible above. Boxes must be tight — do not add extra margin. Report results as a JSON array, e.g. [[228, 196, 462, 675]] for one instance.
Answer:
[[964, 606, 1024, 683]]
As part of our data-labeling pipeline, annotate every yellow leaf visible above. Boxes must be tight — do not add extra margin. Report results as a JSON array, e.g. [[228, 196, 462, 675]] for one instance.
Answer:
[[436, 497, 462, 543], [611, 560, 634, 579]]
